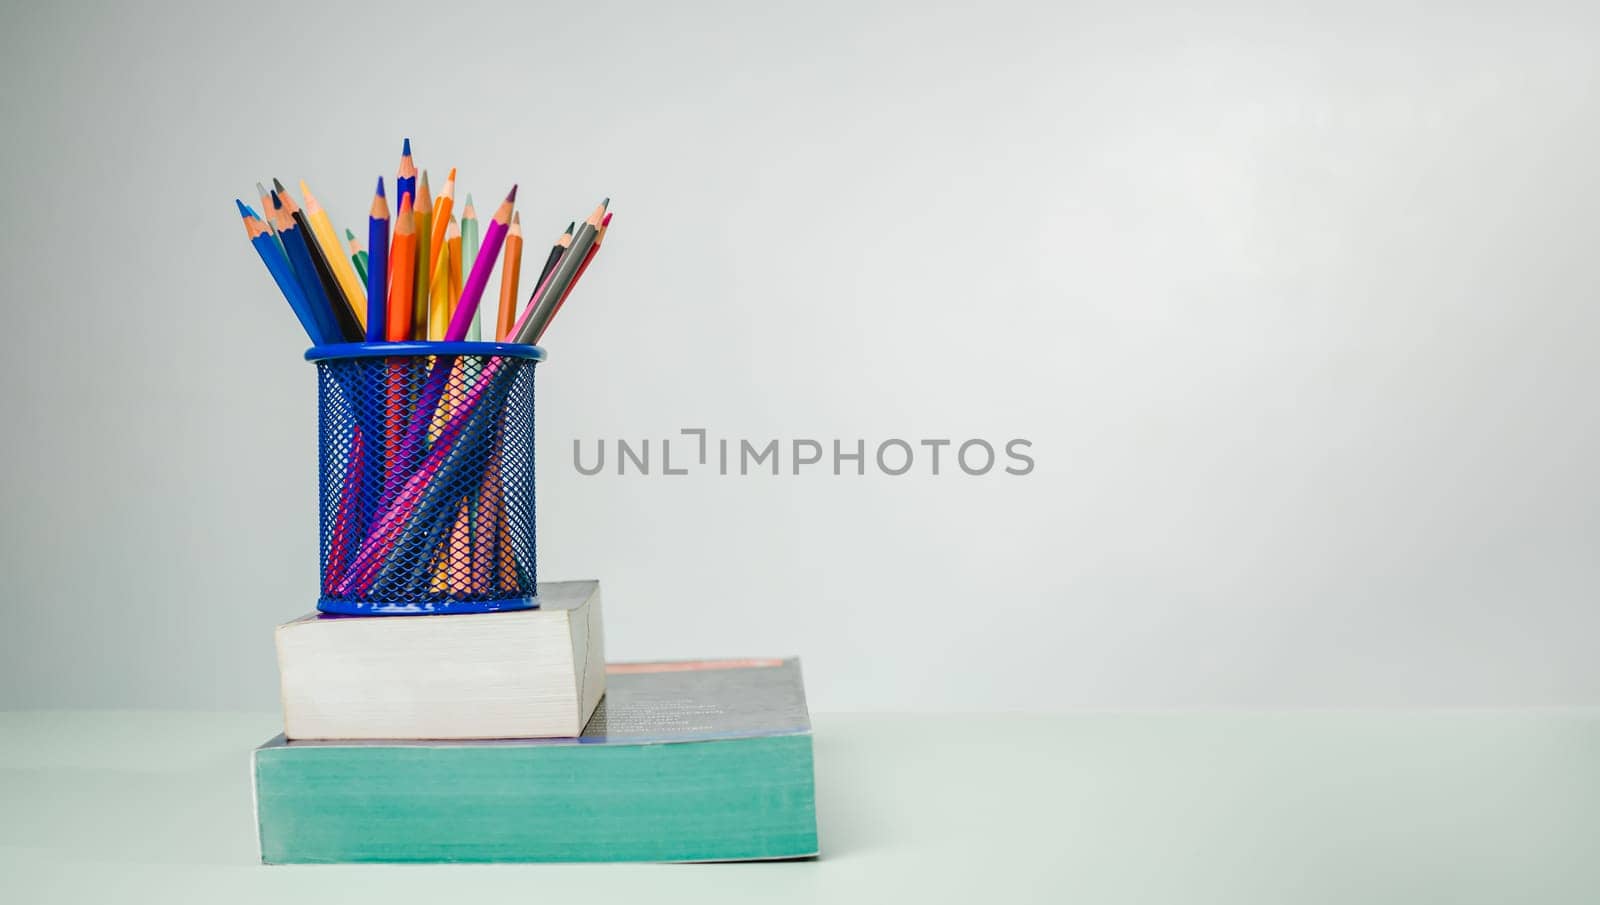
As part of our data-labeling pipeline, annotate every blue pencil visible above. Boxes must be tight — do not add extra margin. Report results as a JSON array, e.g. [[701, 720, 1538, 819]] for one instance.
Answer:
[[395, 138, 416, 220], [366, 177, 390, 342], [238, 200, 326, 345], [269, 191, 342, 345]]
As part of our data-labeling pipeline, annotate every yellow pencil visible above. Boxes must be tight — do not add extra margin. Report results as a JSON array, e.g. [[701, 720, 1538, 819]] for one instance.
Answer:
[[426, 217, 456, 342], [411, 170, 433, 338], [299, 180, 367, 329]]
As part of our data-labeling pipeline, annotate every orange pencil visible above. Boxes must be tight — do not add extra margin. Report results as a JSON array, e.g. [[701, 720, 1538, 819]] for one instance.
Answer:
[[447, 213, 463, 308], [386, 194, 417, 341], [382, 194, 418, 503], [495, 213, 523, 340], [428, 167, 456, 271]]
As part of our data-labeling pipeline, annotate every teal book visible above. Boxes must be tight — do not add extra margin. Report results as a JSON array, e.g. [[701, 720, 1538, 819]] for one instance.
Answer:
[[253, 658, 817, 863]]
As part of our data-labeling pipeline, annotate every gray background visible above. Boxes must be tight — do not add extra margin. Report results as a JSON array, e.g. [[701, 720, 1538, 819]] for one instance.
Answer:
[[2, 0, 1596, 711]]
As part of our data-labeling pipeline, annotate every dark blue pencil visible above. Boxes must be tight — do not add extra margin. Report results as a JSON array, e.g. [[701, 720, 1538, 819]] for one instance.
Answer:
[[366, 177, 390, 342], [269, 191, 342, 345], [238, 200, 326, 345], [395, 138, 416, 220]]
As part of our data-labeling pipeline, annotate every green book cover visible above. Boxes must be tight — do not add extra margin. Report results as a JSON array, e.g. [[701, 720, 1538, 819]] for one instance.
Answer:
[[254, 658, 817, 863]]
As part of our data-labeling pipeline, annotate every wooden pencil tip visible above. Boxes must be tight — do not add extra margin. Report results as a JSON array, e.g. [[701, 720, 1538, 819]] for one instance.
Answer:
[[447, 167, 457, 183], [507, 184, 518, 203], [512, 211, 520, 224], [345, 227, 356, 240], [419, 170, 430, 189], [402, 137, 412, 157], [272, 177, 287, 194], [601, 212, 613, 226], [463, 193, 474, 208], [375, 176, 385, 197], [255, 181, 269, 198], [270, 190, 283, 210]]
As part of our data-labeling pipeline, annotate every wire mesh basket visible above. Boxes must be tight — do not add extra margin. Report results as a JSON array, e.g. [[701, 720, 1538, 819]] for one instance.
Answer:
[[306, 342, 544, 615]]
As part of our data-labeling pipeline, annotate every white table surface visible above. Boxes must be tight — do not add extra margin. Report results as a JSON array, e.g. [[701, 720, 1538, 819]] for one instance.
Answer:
[[4, 710, 1598, 904]]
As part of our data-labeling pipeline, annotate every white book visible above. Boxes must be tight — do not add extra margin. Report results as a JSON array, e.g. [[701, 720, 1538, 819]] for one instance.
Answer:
[[275, 580, 605, 740]]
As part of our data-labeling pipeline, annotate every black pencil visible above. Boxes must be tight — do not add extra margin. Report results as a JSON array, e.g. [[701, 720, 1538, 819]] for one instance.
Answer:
[[537, 221, 574, 288]]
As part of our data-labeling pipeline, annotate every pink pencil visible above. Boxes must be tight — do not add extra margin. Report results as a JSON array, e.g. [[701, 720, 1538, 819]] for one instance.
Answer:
[[444, 186, 516, 341]]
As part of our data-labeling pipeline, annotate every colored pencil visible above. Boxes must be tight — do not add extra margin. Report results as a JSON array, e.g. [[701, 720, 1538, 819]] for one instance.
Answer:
[[460, 195, 481, 340], [238, 200, 323, 344], [511, 199, 605, 344], [381, 193, 416, 521], [495, 213, 523, 341], [538, 221, 573, 288], [448, 213, 464, 311], [539, 211, 612, 343], [269, 190, 343, 344], [411, 171, 433, 340], [427, 219, 456, 341], [276, 179, 363, 342], [301, 179, 368, 330], [394, 138, 416, 227], [256, 181, 285, 256], [365, 177, 389, 343], [346, 229, 368, 282], [445, 186, 516, 341], [429, 167, 455, 272], [386, 193, 416, 342], [473, 457, 502, 594]]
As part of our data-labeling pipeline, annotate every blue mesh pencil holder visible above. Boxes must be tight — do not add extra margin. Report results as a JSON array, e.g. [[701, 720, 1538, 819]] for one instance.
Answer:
[[305, 342, 545, 616]]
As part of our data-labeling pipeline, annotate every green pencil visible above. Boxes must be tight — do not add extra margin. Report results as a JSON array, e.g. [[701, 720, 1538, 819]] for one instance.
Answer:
[[461, 194, 482, 340], [346, 228, 369, 283]]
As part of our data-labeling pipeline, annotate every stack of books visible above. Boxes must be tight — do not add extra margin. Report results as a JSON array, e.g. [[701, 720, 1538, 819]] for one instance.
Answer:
[[253, 580, 819, 863]]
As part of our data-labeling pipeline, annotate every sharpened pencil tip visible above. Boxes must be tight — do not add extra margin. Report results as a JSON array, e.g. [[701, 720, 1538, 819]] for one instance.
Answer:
[[345, 228, 356, 240], [507, 185, 518, 202], [464, 193, 474, 208], [272, 177, 286, 194], [236, 199, 250, 217], [402, 137, 411, 157], [255, 182, 269, 198], [270, 190, 283, 210], [601, 197, 610, 208], [376, 176, 385, 197], [448, 167, 456, 183]]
